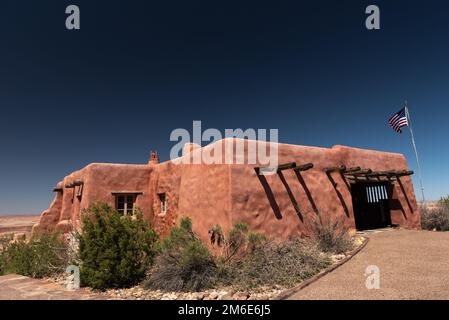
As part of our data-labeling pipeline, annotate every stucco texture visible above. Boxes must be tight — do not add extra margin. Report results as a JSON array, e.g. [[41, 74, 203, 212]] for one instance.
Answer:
[[33, 139, 420, 243]]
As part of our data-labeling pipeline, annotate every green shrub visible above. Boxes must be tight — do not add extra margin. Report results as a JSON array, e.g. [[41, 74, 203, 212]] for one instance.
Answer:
[[218, 222, 266, 262], [221, 240, 331, 290], [78, 203, 159, 290], [0, 235, 14, 276], [209, 224, 224, 246], [0, 233, 69, 278], [247, 232, 266, 252], [143, 217, 217, 292], [313, 216, 353, 254], [159, 216, 196, 252], [228, 223, 248, 251], [421, 204, 449, 231]]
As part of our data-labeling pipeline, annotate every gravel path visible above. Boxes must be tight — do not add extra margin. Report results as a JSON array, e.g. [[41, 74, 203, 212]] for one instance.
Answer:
[[288, 229, 449, 300]]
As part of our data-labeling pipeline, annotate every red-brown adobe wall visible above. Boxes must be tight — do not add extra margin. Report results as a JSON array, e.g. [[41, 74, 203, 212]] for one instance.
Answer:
[[32, 163, 152, 234], [33, 139, 420, 244], [149, 138, 420, 244], [227, 141, 420, 242], [149, 147, 233, 240]]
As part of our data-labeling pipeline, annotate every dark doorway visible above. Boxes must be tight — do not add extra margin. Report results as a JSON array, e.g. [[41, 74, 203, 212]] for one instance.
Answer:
[[351, 182, 392, 230]]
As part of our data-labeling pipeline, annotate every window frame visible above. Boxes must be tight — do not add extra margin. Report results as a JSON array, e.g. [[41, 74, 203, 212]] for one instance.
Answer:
[[112, 192, 142, 216], [158, 193, 167, 215]]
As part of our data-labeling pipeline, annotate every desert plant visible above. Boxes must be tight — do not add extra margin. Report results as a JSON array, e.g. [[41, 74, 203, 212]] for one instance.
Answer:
[[247, 232, 266, 252], [0, 235, 13, 276], [313, 216, 353, 254], [78, 203, 159, 290], [0, 234, 13, 251], [209, 224, 224, 246], [0, 233, 69, 278], [144, 217, 217, 292], [228, 223, 248, 250], [421, 203, 449, 231], [145, 218, 333, 292], [220, 239, 331, 290], [220, 222, 266, 261], [161, 216, 197, 252]]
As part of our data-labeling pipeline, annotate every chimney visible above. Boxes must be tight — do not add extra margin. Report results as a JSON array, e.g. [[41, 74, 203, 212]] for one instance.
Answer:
[[148, 150, 159, 165]]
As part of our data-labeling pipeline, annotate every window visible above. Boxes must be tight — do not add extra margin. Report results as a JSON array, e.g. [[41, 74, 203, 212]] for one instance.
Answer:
[[158, 193, 167, 214], [115, 194, 136, 215], [366, 185, 389, 204]]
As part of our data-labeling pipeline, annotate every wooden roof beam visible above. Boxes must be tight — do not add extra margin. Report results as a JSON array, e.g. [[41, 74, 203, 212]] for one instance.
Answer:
[[293, 163, 314, 172], [325, 165, 346, 173], [65, 179, 84, 188], [366, 171, 393, 177], [395, 170, 414, 176], [277, 162, 297, 172], [366, 170, 414, 177], [345, 169, 373, 175]]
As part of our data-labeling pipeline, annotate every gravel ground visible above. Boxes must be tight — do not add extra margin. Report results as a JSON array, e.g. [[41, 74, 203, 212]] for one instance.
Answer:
[[288, 229, 449, 300]]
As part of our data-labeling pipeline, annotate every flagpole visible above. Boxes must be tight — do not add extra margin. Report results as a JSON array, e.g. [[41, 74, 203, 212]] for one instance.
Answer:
[[404, 100, 426, 203]]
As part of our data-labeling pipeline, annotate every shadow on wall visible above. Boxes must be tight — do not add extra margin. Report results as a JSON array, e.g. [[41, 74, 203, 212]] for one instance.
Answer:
[[294, 170, 319, 215], [389, 178, 411, 220], [397, 178, 414, 214], [389, 199, 408, 220], [325, 172, 350, 217], [255, 171, 283, 220], [278, 171, 303, 222], [255, 168, 321, 222]]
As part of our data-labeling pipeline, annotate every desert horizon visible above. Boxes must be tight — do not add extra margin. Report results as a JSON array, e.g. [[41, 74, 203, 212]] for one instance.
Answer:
[[0, 215, 39, 236]]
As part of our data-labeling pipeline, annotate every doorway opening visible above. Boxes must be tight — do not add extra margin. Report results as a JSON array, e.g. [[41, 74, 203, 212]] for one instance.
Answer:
[[351, 182, 392, 230]]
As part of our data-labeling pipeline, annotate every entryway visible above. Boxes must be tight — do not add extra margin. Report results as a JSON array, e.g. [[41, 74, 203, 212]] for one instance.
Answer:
[[351, 182, 392, 231]]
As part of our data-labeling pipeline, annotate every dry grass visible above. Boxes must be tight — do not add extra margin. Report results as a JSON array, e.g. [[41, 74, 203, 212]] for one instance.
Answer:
[[218, 239, 331, 290], [421, 202, 449, 231]]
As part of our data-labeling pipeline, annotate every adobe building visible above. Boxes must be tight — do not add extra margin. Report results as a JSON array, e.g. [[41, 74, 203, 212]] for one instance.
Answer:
[[32, 138, 420, 242]]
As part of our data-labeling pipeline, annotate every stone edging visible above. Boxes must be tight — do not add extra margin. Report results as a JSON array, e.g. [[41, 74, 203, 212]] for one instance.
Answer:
[[275, 237, 370, 300]]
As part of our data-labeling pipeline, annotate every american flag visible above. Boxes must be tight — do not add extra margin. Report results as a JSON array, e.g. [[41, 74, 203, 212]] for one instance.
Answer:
[[388, 107, 409, 133]]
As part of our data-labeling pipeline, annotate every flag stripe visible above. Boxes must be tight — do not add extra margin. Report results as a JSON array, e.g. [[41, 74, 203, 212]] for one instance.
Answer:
[[389, 114, 400, 124], [388, 107, 408, 133], [393, 118, 408, 129]]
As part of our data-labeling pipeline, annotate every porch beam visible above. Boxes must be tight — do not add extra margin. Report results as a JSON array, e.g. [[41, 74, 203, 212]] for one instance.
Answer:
[[325, 165, 346, 173], [345, 169, 373, 175], [276, 162, 297, 172], [293, 163, 314, 172], [343, 166, 362, 173]]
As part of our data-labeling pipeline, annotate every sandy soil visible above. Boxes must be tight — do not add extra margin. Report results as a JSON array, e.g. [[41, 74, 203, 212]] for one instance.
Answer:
[[0, 215, 39, 235]]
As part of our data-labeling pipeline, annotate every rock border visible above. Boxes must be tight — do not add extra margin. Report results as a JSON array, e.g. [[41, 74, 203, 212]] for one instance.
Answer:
[[275, 237, 370, 300]]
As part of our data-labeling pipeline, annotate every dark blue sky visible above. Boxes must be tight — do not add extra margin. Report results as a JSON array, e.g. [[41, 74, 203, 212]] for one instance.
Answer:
[[1, 0, 448, 214]]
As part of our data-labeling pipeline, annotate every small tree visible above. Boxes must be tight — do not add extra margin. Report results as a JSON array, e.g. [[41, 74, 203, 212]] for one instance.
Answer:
[[78, 203, 159, 290]]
